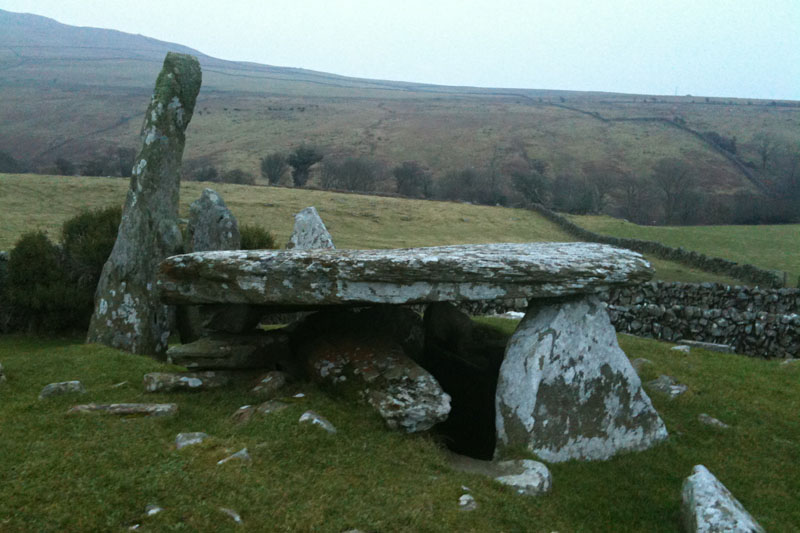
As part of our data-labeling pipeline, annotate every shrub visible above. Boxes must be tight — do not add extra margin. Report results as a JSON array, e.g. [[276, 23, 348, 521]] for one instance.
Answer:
[[239, 224, 277, 250], [261, 152, 288, 185], [220, 168, 255, 185], [5, 232, 85, 332], [61, 206, 122, 291]]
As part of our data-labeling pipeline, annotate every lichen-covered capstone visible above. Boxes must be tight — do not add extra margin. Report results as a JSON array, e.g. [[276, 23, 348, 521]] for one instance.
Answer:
[[286, 206, 334, 250], [495, 295, 668, 462], [87, 52, 202, 355], [158, 242, 653, 306]]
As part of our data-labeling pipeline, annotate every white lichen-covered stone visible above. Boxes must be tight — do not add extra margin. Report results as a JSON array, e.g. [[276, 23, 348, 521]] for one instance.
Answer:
[[286, 206, 335, 250], [175, 432, 208, 449], [681, 465, 765, 532], [67, 403, 178, 417], [158, 242, 653, 306], [698, 413, 730, 429], [217, 448, 251, 465], [458, 494, 477, 511], [143, 371, 229, 392], [647, 375, 688, 399], [299, 410, 337, 433], [38, 380, 86, 399], [493, 459, 552, 496], [495, 295, 668, 462]]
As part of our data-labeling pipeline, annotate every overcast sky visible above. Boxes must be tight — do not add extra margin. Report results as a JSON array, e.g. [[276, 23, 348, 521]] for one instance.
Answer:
[[2, 0, 798, 100]]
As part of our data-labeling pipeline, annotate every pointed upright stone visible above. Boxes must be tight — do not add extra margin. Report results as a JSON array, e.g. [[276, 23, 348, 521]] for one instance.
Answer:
[[87, 52, 202, 355], [286, 206, 334, 250], [187, 188, 240, 252]]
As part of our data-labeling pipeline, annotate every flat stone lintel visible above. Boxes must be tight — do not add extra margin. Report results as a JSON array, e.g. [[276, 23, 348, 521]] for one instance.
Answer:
[[158, 242, 653, 306]]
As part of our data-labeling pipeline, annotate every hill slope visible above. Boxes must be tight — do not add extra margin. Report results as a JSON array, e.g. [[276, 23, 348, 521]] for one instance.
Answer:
[[1, 8, 798, 201]]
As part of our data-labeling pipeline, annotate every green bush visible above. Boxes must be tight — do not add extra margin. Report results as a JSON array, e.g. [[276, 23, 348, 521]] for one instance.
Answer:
[[239, 224, 277, 250], [61, 206, 122, 290], [5, 232, 85, 332]]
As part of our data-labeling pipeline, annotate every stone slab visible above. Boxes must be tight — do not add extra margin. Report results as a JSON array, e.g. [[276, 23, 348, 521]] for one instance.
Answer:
[[158, 242, 653, 307]]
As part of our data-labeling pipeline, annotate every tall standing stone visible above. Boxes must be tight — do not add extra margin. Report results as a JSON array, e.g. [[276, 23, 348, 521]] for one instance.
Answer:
[[87, 52, 202, 355], [187, 188, 241, 252], [286, 206, 335, 249]]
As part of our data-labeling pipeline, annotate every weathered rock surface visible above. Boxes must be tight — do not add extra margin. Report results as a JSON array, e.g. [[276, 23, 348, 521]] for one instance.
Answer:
[[285, 206, 335, 250], [295, 309, 450, 433], [230, 405, 256, 424], [447, 453, 552, 496], [217, 448, 251, 465], [68, 403, 178, 417], [251, 371, 289, 397], [495, 295, 668, 462], [38, 380, 86, 399], [679, 340, 734, 353], [299, 410, 337, 433], [158, 242, 654, 307], [681, 465, 764, 533], [647, 375, 688, 399], [256, 399, 289, 415], [143, 371, 229, 392], [458, 494, 477, 511], [87, 52, 202, 355], [671, 345, 691, 353], [698, 413, 730, 429], [166, 330, 292, 371], [175, 432, 208, 449]]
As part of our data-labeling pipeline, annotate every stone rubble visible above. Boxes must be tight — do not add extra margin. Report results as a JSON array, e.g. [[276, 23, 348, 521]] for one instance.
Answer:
[[681, 465, 764, 532], [38, 380, 86, 399], [143, 371, 229, 392], [87, 52, 202, 355], [285, 206, 335, 250]]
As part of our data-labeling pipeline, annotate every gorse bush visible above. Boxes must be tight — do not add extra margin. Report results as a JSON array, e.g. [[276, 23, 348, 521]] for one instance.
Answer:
[[239, 224, 277, 250], [3, 207, 121, 333], [5, 231, 85, 332]]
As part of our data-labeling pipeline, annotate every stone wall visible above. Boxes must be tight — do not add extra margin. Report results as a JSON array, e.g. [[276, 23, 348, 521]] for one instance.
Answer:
[[528, 203, 787, 288]]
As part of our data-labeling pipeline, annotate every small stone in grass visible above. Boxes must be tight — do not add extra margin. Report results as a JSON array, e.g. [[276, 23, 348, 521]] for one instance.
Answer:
[[299, 410, 336, 433], [251, 371, 289, 398], [256, 400, 289, 415], [230, 405, 256, 424], [671, 345, 691, 353], [175, 432, 208, 449], [219, 507, 243, 525], [145, 504, 163, 516], [39, 380, 86, 399], [458, 494, 477, 511], [217, 448, 251, 465], [698, 413, 730, 429]]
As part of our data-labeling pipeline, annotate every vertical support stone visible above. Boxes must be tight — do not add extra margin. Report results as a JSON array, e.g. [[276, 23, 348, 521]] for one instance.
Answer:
[[286, 206, 335, 249], [87, 53, 202, 355], [495, 295, 668, 462]]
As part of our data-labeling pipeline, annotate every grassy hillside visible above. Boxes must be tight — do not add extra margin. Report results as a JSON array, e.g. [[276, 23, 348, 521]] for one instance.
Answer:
[[0, 174, 743, 284], [0, 327, 797, 530], [572, 215, 800, 286], [1, 9, 798, 200]]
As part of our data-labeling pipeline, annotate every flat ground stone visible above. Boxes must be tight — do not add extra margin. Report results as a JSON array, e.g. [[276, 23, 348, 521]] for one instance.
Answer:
[[682, 465, 764, 532], [679, 340, 735, 353], [176, 432, 208, 449], [495, 295, 668, 462], [217, 448, 251, 465], [68, 403, 178, 417], [87, 52, 202, 355], [285, 206, 335, 250], [143, 371, 229, 392], [256, 400, 289, 415], [698, 413, 730, 429], [448, 453, 552, 496], [158, 242, 653, 307], [38, 381, 86, 399], [647, 375, 688, 399]]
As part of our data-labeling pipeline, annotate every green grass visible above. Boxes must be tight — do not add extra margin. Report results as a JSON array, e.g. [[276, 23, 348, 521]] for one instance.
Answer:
[[572, 214, 800, 286], [0, 173, 735, 284], [1, 328, 797, 531]]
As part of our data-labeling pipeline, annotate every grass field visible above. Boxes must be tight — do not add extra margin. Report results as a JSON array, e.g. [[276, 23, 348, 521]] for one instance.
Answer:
[[0, 173, 742, 284], [0, 324, 797, 531], [572, 214, 800, 286]]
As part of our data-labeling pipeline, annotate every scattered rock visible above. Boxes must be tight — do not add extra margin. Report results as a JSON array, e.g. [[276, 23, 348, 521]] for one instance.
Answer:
[[495, 295, 668, 462], [87, 52, 202, 355], [299, 410, 337, 434], [630, 358, 654, 374], [38, 380, 86, 399], [251, 371, 289, 398], [111, 381, 129, 388], [285, 206, 335, 250], [494, 460, 552, 496], [256, 400, 289, 415], [698, 413, 730, 429], [297, 311, 450, 433], [230, 405, 256, 424], [175, 432, 208, 449], [671, 345, 691, 353], [458, 494, 477, 511], [143, 371, 229, 392], [219, 507, 243, 525], [217, 448, 251, 465], [68, 403, 178, 417], [166, 331, 292, 371], [144, 505, 163, 517], [781, 358, 798, 366], [678, 340, 734, 353], [681, 465, 764, 533], [647, 375, 688, 399]]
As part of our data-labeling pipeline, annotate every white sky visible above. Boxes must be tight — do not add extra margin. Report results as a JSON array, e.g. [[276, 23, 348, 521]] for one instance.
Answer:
[[1, 0, 798, 100]]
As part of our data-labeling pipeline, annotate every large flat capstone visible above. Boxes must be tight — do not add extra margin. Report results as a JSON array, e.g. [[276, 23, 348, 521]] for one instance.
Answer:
[[158, 243, 653, 306]]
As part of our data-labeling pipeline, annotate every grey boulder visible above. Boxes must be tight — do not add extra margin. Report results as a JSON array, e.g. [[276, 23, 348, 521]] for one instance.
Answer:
[[681, 465, 764, 532], [143, 371, 229, 392], [39, 380, 86, 399], [496, 295, 668, 462], [176, 432, 208, 449], [187, 188, 240, 252], [285, 206, 334, 250]]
